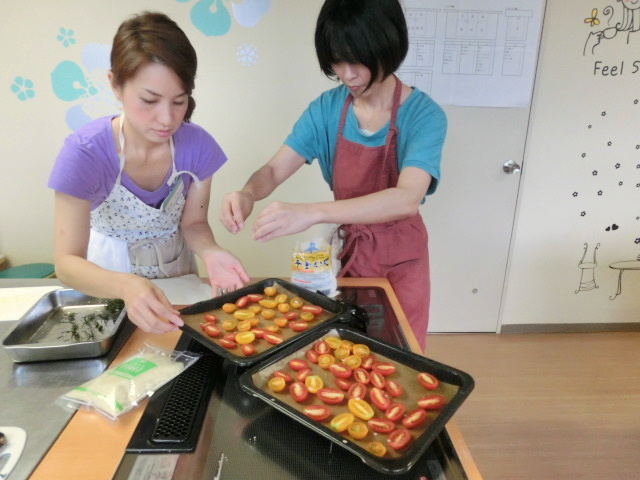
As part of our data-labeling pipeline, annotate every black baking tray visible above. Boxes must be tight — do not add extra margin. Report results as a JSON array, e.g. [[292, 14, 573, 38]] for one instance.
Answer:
[[178, 278, 359, 367], [239, 325, 474, 475]]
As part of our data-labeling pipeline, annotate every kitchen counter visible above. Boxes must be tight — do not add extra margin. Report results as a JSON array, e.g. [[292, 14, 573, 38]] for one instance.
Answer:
[[2, 278, 481, 480]]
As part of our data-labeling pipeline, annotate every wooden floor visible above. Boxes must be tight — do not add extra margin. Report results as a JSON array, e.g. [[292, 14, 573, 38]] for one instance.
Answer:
[[425, 331, 640, 480]]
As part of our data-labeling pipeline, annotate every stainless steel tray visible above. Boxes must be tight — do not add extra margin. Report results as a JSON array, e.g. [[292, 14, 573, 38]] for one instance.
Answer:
[[2, 289, 127, 362]]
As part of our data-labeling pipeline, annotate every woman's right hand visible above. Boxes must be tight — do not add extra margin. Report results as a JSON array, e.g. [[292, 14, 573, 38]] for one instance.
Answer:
[[120, 274, 184, 334], [220, 191, 255, 234]]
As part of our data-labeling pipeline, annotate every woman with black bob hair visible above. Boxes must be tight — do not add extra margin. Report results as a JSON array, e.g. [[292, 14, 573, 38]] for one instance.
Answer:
[[221, 0, 447, 351]]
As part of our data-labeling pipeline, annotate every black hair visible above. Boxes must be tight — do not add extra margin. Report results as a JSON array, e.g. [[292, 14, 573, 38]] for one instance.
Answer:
[[315, 0, 408, 90]]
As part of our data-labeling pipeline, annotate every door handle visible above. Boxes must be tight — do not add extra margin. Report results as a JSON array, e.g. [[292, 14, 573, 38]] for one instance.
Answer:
[[503, 160, 521, 174]]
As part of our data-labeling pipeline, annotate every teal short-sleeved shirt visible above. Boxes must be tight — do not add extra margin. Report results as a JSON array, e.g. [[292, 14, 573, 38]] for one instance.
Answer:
[[284, 84, 447, 197]]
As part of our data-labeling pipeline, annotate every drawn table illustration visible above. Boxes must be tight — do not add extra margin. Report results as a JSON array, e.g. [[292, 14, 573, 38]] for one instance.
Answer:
[[608, 259, 640, 300]]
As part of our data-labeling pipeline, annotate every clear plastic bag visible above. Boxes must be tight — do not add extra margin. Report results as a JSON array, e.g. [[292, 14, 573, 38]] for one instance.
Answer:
[[291, 237, 338, 297], [56, 343, 200, 420]]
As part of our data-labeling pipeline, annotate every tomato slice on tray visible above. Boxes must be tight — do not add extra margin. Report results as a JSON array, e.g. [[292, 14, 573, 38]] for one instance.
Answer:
[[387, 428, 413, 450], [304, 404, 331, 421]]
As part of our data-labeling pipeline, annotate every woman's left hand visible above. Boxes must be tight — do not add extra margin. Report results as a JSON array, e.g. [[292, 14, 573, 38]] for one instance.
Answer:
[[203, 249, 250, 295]]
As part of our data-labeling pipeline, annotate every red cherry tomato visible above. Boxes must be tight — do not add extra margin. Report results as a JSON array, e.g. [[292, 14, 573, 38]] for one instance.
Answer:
[[370, 371, 386, 389], [247, 293, 263, 303], [368, 418, 396, 434], [372, 361, 396, 376], [219, 338, 236, 349], [334, 377, 353, 391], [202, 324, 221, 338], [317, 388, 345, 405], [417, 372, 440, 390], [385, 402, 406, 422], [284, 311, 299, 321], [402, 408, 428, 429], [235, 295, 250, 307], [301, 304, 324, 315], [251, 328, 266, 339], [369, 387, 391, 411], [305, 349, 319, 364], [314, 340, 331, 355], [361, 355, 377, 370], [417, 395, 448, 410], [263, 332, 284, 345], [240, 344, 256, 356], [387, 428, 412, 450], [289, 320, 309, 332], [203, 313, 217, 323], [272, 370, 293, 383], [347, 382, 368, 400], [289, 358, 310, 371], [289, 381, 309, 402], [353, 368, 370, 385], [329, 363, 352, 379], [385, 379, 404, 398], [303, 404, 332, 422], [296, 368, 312, 382]]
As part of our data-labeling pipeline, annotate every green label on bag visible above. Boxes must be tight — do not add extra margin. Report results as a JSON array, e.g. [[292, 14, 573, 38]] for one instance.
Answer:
[[109, 357, 158, 380]]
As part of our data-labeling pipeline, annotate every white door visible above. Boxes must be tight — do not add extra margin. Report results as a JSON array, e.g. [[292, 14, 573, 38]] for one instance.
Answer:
[[424, 106, 529, 332]]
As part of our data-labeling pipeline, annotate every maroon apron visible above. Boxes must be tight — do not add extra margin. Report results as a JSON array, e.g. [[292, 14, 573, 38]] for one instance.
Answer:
[[333, 76, 430, 351]]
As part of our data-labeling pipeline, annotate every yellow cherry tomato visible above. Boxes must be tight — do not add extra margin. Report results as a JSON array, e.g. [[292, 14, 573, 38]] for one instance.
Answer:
[[222, 303, 237, 313], [259, 299, 278, 309], [221, 319, 237, 331], [352, 344, 371, 357], [324, 336, 342, 350], [236, 320, 252, 332], [274, 317, 288, 328], [305, 375, 324, 393], [330, 413, 355, 433], [366, 441, 387, 457], [277, 302, 291, 313], [347, 421, 369, 440], [348, 398, 375, 420], [268, 376, 286, 392], [233, 309, 256, 320], [264, 286, 277, 297], [300, 311, 315, 322], [261, 308, 276, 320], [235, 331, 256, 344], [275, 293, 288, 304], [318, 353, 336, 369]]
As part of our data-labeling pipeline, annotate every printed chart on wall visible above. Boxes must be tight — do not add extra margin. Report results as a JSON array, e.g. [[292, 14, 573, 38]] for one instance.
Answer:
[[398, 0, 545, 107]]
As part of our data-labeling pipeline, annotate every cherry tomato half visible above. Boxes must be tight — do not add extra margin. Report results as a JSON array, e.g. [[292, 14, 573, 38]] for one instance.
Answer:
[[268, 376, 287, 392], [417, 372, 440, 390], [303, 404, 331, 422], [289, 320, 309, 332], [417, 395, 448, 410], [235, 331, 256, 345], [348, 382, 368, 400], [314, 340, 331, 355], [235, 295, 250, 308], [352, 343, 370, 357], [347, 421, 369, 440], [366, 441, 387, 457], [370, 371, 386, 389], [317, 354, 336, 369], [203, 313, 217, 323], [289, 381, 309, 402], [347, 398, 375, 420], [297, 368, 312, 382], [334, 377, 353, 391], [387, 428, 412, 451], [219, 338, 236, 349], [372, 361, 396, 376], [385, 379, 404, 398], [263, 332, 284, 345], [202, 324, 221, 338], [301, 304, 324, 315], [263, 286, 277, 297], [247, 293, 263, 303], [361, 355, 377, 370], [222, 303, 237, 313], [402, 408, 428, 429], [289, 358, 310, 371], [353, 367, 370, 385], [240, 344, 256, 356], [233, 309, 255, 321], [385, 402, 406, 422], [329, 363, 352, 379], [324, 336, 343, 349], [289, 297, 304, 309], [330, 412, 355, 433], [272, 370, 293, 383], [317, 388, 345, 405], [342, 355, 362, 369], [368, 418, 396, 434], [305, 349, 319, 364], [369, 387, 391, 411], [259, 298, 278, 309], [305, 375, 324, 393]]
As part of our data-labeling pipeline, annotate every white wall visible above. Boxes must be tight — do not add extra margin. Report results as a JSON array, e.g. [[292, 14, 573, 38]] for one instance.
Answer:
[[501, 0, 640, 327]]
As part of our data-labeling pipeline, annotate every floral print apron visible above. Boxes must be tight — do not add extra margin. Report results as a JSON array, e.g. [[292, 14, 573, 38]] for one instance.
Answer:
[[333, 76, 431, 350], [87, 114, 198, 279]]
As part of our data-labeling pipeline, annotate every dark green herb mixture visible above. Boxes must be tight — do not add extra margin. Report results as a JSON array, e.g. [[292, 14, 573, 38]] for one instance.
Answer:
[[60, 299, 125, 342]]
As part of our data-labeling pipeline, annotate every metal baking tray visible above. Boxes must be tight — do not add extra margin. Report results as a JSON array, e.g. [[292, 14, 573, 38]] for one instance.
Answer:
[[239, 325, 474, 475], [179, 278, 361, 367], [2, 289, 128, 363]]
